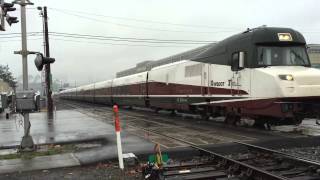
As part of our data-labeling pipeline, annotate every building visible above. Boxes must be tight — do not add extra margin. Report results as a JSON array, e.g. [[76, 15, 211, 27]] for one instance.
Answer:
[[308, 44, 320, 65]]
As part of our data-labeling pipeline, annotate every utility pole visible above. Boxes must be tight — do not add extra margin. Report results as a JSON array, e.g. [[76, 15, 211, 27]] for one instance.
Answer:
[[44, 6, 53, 114], [13, 0, 34, 149], [38, 6, 53, 114]]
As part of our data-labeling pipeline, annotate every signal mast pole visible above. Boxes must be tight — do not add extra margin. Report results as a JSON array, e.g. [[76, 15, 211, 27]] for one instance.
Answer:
[[13, 0, 34, 149]]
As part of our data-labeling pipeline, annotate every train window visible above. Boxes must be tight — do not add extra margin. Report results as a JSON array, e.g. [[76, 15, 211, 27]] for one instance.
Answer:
[[257, 46, 310, 67], [231, 53, 239, 71], [231, 52, 245, 71], [185, 64, 202, 77]]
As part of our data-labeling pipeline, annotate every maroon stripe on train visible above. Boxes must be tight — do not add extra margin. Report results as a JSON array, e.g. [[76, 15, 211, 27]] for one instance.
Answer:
[[147, 82, 248, 95], [74, 81, 249, 96]]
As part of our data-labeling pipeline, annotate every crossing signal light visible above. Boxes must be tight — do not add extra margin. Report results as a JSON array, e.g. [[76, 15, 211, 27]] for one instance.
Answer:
[[34, 53, 55, 71], [0, 1, 18, 30], [2, 2, 16, 16], [6, 14, 18, 26]]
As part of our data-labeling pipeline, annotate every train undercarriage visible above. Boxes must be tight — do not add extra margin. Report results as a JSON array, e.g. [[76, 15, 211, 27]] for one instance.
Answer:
[[60, 95, 320, 128], [191, 97, 320, 128]]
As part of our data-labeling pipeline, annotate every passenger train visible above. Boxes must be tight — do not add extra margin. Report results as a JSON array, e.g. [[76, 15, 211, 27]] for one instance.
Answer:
[[59, 27, 320, 126]]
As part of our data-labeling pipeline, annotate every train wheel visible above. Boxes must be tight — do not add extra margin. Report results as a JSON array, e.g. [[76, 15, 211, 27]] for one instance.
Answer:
[[201, 113, 210, 120], [225, 113, 239, 126], [170, 110, 176, 116], [291, 113, 304, 125], [253, 119, 267, 129], [200, 108, 210, 121], [281, 117, 303, 126], [292, 117, 303, 126], [154, 108, 160, 113]]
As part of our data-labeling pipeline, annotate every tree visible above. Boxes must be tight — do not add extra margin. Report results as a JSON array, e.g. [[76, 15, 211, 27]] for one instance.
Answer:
[[0, 65, 17, 88]]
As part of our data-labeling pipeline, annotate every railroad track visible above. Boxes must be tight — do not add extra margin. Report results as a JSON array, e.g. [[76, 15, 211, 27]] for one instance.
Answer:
[[60, 101, 320, 179], [142, 127, 320, 180]]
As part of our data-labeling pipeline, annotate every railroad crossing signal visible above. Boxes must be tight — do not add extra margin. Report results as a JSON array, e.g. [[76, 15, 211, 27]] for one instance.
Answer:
[[0, 0, 18, 31], [6, 14, 18, 25], [34, 53, 55, 71]]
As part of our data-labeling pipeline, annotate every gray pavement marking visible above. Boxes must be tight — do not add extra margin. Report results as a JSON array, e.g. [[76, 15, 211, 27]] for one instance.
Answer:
[[0, 153, 80, 174]]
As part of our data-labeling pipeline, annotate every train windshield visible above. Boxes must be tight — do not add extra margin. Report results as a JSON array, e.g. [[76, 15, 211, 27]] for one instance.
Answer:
[[257, 46, 310, 67]]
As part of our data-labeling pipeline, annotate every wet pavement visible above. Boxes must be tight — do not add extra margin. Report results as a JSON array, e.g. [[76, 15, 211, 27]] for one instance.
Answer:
[[1, 100, 319, 175], [272, 118, 320, 136], [0, 110, 111, 148], [0, 109, 155, 174], [0, 153, 80, 174]]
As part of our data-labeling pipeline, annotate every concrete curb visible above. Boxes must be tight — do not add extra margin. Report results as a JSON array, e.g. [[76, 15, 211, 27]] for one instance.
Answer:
[[0, 136, 108, 150]]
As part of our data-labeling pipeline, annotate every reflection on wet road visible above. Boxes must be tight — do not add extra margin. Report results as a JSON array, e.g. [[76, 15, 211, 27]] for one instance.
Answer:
[[0, 110, 112, 148]]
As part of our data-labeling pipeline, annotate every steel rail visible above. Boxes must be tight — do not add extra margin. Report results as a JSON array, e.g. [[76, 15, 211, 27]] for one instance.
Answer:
[[234, 141, 320, 167], [129, 125, 290, 180]]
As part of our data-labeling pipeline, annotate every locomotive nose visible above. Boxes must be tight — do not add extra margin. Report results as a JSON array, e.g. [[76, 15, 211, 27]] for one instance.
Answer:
[[294, 74, 320, 85], [281, 71, 320, 97]]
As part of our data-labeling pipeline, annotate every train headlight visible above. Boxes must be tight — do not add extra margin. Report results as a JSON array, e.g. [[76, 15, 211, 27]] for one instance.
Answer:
[[279, 74, 294, 81], [278, 33, 293, 41]]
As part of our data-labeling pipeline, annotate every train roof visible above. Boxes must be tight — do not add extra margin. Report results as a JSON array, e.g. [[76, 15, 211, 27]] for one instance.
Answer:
[[116, 43, 214, 77], [94, 80, 112, 89], [151, 60, 189, 70], [192, 27, 306, 64]]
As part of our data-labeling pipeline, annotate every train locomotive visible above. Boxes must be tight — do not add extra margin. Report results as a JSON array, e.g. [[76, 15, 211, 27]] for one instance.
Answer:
[[59, 27, 320, 126]]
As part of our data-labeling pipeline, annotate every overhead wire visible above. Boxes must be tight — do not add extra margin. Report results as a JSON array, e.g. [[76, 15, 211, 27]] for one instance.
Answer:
[[48, 8, 238, 34], [48, 33, 214, 45], [0, 31, 216, 45], [49, 38, 196, 48], [48, 7, 242, 31], [0, 32, 42, 37], [15, 7, 320, 36], [49, 32, 216, 43], [0, 37, 43, 42], [0, 32, 201, 47]]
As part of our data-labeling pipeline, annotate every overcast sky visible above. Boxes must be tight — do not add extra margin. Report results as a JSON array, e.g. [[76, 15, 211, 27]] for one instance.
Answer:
[[0, 0, 319, 86]]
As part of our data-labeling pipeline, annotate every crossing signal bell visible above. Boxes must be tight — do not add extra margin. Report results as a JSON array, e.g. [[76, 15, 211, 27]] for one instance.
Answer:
[[34, 53, 55, 71]]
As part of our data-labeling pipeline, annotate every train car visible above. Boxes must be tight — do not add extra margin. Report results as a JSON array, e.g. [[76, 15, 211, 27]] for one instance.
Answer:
[[112, 71, 148, 107], [148, 60, 209, 112], [59, 26, 320, 126], [78, 84, 94, 102], [94, 80, 113, 104]]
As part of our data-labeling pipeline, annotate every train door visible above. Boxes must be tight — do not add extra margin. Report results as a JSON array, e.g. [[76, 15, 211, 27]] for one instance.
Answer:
[[230, 71, 240, 96], [207, 64, 212, 96], [201, 63, 210, 96], [144, 72, 149, 107], [139, 74, 146, 104], [230, 52, 251, 96], [210, 64, 231, 96]]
